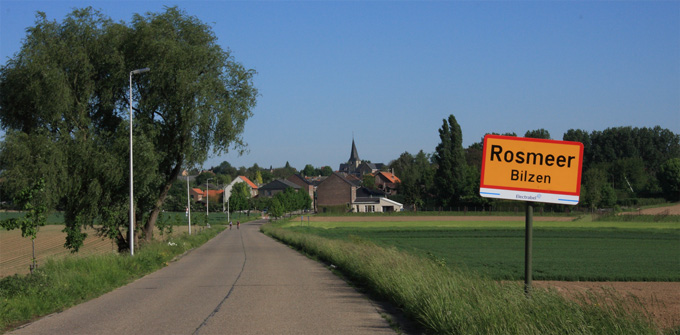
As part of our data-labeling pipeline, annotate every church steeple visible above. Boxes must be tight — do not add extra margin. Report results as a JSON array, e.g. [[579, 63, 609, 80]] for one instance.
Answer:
[[349, 138, 360, 164]]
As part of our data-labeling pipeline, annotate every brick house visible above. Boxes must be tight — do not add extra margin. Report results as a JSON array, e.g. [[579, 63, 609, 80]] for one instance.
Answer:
[[316, 172, 360, 212], [316, 172, 404, 213], [374, 171, 401, 195]]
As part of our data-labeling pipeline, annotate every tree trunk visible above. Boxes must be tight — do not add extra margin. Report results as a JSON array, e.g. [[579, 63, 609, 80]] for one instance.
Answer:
[[115, 229, 129, 253], [143, 161, 183, 242]]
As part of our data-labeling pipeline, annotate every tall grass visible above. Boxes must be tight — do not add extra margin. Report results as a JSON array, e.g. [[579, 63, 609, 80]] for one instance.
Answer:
[[262, 223, 659, 335], [0, 226, 224, 331]]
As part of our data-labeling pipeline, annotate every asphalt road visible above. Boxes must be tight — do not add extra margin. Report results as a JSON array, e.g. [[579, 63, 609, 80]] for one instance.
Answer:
[[9, 220, 395, 335]]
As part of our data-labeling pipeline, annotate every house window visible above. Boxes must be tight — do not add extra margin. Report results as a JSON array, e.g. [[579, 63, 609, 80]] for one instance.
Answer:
[[366, 205, 375, 213]]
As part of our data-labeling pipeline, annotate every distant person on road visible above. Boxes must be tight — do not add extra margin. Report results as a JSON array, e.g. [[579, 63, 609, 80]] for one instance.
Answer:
[[229, 221, 232, 230], [237, 221, 240, 229]]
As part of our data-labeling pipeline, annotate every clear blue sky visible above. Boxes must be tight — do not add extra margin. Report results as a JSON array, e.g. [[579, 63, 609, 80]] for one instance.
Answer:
[[2, 1, 679, 172]]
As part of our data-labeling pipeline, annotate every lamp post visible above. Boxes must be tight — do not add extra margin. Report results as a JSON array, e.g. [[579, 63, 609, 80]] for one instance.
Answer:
[[185, 169, 191, 235], [129, 67, 150, 256], [223, 185, 230, 223], [206, 178, 213, 227]]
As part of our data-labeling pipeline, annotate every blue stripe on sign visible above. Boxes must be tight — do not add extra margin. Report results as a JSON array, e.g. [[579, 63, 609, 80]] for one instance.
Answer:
[[558, 199, 579, 202], [480, 192, 501, 196]]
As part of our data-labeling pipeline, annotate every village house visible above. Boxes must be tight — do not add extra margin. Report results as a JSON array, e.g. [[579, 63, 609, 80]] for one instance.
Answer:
[[223, 175, 259, 199], [353, 195, 404, 213], [316, 172, 403, 213], [258, 179, 302, 197], [357, 161, 385, 176], [374, 171, 401, 195], [315, 138, 404, 212], [316, 172, 359, 212], [189, 188, 224, 204]]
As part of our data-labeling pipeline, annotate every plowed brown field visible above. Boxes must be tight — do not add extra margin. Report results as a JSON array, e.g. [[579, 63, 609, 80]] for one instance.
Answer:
[[621, 202, 680, 216], [535, 281, 680, 330], [0, 225, 196, 277]]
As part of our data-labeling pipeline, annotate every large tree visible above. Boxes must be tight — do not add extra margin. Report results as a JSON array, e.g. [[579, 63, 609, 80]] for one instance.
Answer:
[[301, 164, 316, 177], [0, 7, 257, 251], [389, 150, 434, 209], [0, 9, 137, 251], [658, 158, 680, 201], [433, 115, 467, 207], [228, 182, 251, 214]]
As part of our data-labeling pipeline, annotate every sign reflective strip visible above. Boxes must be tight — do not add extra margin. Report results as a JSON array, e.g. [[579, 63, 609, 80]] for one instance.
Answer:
[[479, 188, 580, 205]]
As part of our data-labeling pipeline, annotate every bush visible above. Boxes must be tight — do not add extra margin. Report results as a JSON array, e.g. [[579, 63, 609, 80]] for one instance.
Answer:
[[318, 205, 348, 214]]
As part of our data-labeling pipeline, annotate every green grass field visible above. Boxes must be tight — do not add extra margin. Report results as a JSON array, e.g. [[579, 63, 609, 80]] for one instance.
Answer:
[[282, 219, 680, 281]]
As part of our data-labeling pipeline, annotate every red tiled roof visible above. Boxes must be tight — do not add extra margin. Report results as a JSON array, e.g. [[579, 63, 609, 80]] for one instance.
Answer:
[[238, 176, 258, 189], [206, 189, 224, 198], [379, 171, 401, 184]]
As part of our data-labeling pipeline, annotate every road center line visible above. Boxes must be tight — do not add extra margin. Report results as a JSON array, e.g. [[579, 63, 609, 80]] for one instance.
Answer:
[[193, 229, 247, 335]]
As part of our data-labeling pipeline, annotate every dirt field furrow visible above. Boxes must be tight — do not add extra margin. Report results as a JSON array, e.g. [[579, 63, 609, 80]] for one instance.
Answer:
[[1, 225, 195, 277]]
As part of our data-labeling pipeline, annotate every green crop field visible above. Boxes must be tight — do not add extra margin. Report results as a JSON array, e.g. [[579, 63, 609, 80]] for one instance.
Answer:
[[283, 219, 680, 282]]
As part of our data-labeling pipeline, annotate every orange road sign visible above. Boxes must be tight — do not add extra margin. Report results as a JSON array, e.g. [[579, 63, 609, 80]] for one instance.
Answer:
[[479, 135, 584, 205]]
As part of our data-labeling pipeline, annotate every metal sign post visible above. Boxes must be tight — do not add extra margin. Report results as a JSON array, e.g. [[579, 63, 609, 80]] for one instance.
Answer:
[[524, 202, 533, 296]]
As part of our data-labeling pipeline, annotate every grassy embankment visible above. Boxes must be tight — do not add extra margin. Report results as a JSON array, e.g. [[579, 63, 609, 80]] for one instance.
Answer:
[[0, 225, 225, 332], [262, 218, 668, 334]]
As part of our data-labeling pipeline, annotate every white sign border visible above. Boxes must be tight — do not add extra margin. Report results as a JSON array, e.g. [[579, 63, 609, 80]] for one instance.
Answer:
[[479, 187, 579, 205]]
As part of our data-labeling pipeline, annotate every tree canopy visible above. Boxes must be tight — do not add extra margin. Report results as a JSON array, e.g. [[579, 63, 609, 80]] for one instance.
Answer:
[[433, 115, 467, 207], [0, 7, 258, 251], [229, 182, 251, 214]]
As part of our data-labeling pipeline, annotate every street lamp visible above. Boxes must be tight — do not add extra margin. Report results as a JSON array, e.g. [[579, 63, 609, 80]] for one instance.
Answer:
[[227, 185, 231, 222], [185, 168, 191, 235], [206, 178, 213, 227], [129, 67, 150, 256]]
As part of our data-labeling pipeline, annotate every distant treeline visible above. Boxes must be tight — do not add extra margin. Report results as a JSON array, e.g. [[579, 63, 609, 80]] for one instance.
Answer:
[[390, 122, 679, 211]]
